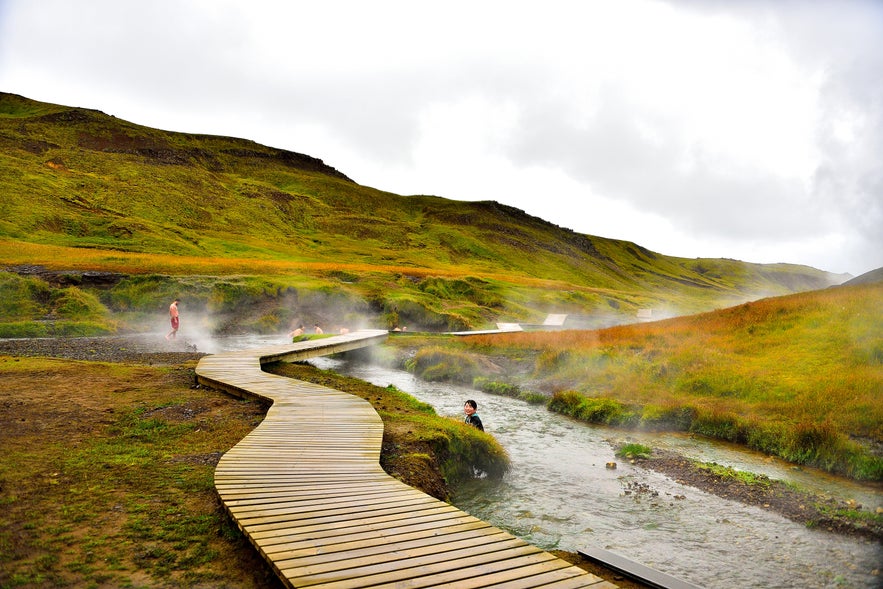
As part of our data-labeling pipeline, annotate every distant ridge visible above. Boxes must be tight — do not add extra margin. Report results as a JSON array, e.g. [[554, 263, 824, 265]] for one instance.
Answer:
[[843, 267, 883, 286]]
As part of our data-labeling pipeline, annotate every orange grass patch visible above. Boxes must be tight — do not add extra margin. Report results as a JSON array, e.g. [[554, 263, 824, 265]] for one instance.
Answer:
[[0, 238, 619, 292]]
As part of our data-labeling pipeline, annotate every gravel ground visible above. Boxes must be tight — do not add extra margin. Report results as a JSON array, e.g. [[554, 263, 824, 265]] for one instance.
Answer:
[[0, 334, 207, 364]]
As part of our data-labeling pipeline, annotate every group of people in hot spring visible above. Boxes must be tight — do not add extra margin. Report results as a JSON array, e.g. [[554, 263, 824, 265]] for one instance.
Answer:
[[165, 299, 487, 431]]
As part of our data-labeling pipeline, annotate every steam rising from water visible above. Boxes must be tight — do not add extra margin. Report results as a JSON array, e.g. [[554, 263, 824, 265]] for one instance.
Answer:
[[135, 290, 384, 354]]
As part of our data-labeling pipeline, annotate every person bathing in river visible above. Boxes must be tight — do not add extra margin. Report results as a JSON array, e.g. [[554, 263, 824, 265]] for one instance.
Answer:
[[464, 399, 484, 431], [288, 324, 304, 338]]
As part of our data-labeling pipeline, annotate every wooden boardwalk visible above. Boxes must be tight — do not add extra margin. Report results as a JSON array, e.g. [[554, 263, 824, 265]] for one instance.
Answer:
[[196, 330, 616, 589]]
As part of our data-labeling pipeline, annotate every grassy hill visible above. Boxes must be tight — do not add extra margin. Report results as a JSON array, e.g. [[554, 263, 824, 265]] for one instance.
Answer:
[[0, 92, 848, 334]]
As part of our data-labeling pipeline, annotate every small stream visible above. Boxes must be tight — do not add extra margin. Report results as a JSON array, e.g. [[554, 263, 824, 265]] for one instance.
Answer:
[[214, 335, 882, 589]]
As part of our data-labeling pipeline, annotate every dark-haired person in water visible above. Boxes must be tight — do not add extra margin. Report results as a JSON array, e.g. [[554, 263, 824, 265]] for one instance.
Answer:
[[464, 399, 484, 431]]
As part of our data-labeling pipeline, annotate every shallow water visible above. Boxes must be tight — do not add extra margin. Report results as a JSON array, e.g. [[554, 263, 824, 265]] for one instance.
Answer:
[[214, 335, 882, 589]]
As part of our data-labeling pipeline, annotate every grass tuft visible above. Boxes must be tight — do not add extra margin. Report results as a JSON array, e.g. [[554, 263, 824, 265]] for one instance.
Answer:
[[616, 443, 652, 460]]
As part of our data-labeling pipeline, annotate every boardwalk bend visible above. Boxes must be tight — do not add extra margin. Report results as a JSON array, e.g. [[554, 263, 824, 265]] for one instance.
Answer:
[[196, 329, 616, 589]]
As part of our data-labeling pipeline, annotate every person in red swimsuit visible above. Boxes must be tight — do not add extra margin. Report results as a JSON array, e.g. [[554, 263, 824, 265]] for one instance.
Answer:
[[165, 299, 180, 340]]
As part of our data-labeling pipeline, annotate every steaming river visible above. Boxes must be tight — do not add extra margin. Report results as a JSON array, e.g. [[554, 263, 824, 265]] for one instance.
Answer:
[[214, 336, 882, 589]]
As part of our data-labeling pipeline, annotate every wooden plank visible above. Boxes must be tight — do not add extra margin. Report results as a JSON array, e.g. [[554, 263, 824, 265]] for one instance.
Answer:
[[290, 550, 562, 589], [427, 563, 613, 589], [228, 491, 441, 521], [216, 480, 400, 495], [245, 502, 466, 537], [578, 547, 703, 589], [266, 526, 509, 562], [283, 536, 533, 579], [254, 512, 491, 548], [223, 484, 418, 506], [240, 501, 464, 534], [477, 569, 616, 589], [282, 544, 551, 588]]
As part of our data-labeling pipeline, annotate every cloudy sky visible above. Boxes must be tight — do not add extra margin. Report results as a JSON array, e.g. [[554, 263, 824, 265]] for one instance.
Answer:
[[1, 0, 881, 276]]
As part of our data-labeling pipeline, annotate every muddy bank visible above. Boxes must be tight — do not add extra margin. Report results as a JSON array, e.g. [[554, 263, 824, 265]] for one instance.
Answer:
[[628, 449, 882, 542]]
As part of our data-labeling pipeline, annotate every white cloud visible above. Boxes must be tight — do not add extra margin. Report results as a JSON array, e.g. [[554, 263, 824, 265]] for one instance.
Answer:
[[1, 0, 881, 276]]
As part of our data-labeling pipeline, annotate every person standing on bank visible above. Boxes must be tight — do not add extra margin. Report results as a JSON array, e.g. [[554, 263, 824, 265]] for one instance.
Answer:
[[464, 399, 484, 431], [165, 298, 180, 340]]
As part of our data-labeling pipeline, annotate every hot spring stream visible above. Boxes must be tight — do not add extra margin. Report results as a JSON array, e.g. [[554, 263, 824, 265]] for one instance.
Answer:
[[213, 336, 882, 589]]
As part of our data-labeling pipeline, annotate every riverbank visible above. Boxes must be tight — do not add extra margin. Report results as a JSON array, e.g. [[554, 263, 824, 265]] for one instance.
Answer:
[[629, 448, 882, 542]]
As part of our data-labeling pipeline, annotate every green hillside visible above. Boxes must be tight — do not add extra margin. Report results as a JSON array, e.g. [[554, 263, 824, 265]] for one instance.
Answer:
[[0, 92, 848, 333]]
